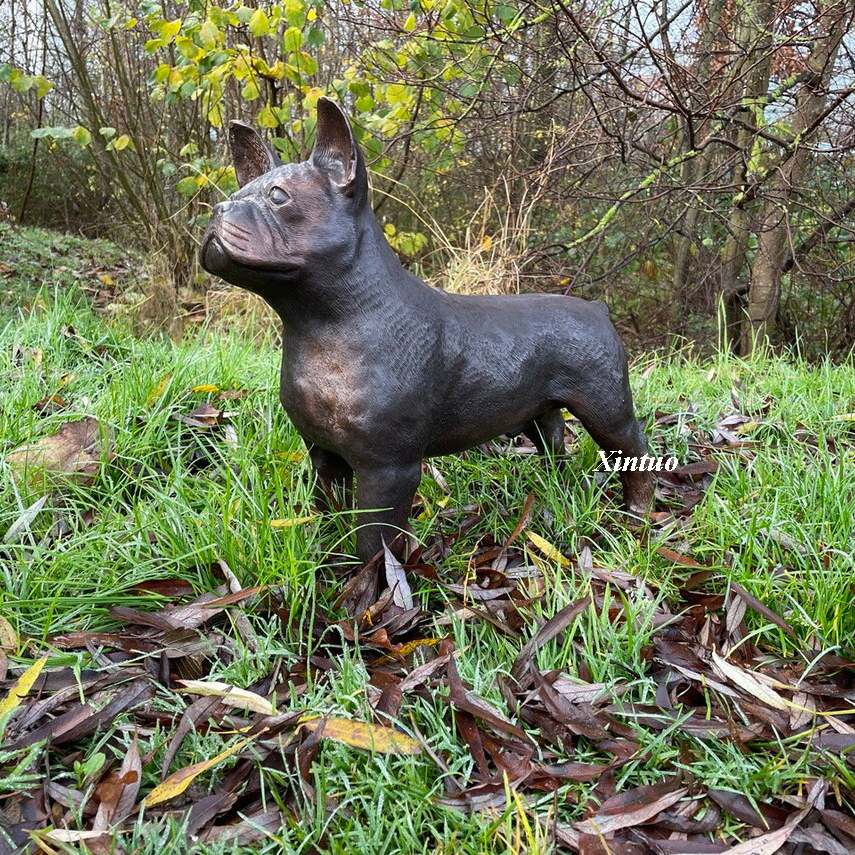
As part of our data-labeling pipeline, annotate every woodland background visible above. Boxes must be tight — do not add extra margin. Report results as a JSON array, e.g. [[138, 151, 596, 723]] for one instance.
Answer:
[[1, 0, 854, 357]]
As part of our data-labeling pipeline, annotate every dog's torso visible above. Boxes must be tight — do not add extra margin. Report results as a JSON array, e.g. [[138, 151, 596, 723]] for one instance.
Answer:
[[280, 280, 625, 466]]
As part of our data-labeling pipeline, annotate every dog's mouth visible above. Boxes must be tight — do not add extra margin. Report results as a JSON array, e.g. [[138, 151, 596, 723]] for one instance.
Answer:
[[200, 231, 298, 280], [199, 232, 230, 274]]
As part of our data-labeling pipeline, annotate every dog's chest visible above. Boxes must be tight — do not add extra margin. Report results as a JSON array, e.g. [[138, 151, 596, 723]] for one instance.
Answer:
[[279, 337, 364, 449]]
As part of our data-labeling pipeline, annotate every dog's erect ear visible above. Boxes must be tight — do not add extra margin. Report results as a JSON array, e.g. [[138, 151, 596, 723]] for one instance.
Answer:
[[229, 121, 281, 187], [310, 97, 367, 202]]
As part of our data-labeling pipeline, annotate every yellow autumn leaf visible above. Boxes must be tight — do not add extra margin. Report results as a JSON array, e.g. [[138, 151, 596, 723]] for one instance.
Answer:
[[0, 656, 48, 718], [39, 830, 106, 844], [249, 7, 270, 35], [198, 19, 219, 48], [160, 18, 181, 40], [480, 234, 493, 252], [269, 515, 319, 528], [525, 531, 570, 566], [416, 494, 432, 520], [144, 736, 252, 806], [98, 273, 115, 287], [0, 615, 16, 652], [396, 638, 442, 656], [376, 637, 442, 664], [711, 649, 790, 711], [299, 717, 421, 755], [146, 373, 172, 407], [191, 384, 220, 394], [177, 680, 275, 715], [737, 420, 759, 435]]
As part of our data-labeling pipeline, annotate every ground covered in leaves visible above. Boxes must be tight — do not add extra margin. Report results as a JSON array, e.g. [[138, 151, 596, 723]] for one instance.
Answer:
[[1, 229, 855, 853]]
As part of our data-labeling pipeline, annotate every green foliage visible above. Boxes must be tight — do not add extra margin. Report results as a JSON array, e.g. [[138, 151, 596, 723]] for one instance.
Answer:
[[0, 64, 53, 97], [2, 0, 851, 354], [0, 0, 526, 243]]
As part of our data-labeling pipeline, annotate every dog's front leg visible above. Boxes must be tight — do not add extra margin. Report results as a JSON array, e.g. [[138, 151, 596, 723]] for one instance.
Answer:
[[354, 462, 422, 564]]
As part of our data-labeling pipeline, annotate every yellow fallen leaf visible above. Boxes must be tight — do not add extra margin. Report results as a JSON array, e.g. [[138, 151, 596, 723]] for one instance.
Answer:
[[525, 531, 570, 566], [0, 656, 48, 718], [299, 717, 421, 755], [146, 373, 172, 407], [144, 736, 252, 806], [711, 649, 789, 711], [177, 680, 275, 715], [269, 515, 319, 528], [737, 420, 759, 435], [0, 615, 16, 652], [98, 273, 115, 287], [39, 829, 106, 844], [396, 638, 442, 656], [416, 494, 432, 520], [480, 234, 493, 252], [375, 638, 442, 666], [191, 384, 220, 393]]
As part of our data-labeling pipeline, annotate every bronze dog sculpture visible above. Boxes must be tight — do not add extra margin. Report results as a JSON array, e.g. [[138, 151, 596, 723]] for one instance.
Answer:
[[200, 98, 654, 564]]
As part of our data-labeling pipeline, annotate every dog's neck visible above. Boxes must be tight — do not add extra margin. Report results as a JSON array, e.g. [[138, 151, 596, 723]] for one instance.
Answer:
[[266, 207, 414, 334]]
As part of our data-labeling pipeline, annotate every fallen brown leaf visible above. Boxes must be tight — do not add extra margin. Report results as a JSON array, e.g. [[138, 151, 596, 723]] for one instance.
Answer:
[[575, 780, 688, 836], [5, 417, 112, 483]]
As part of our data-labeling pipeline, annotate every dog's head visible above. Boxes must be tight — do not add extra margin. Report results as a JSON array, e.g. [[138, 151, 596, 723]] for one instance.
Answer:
[[200, 98, 368, 294]]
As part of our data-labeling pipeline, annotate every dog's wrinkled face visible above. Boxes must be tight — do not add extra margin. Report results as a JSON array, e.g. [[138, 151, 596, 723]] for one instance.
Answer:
[[200, 98, 367, 295]]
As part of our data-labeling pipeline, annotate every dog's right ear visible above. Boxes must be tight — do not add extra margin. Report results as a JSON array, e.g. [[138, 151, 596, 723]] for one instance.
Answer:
[[229, 121, 281, 187], [311, 97, 368, 204]]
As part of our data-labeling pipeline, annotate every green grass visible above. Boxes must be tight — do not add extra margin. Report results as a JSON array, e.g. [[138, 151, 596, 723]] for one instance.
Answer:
[[1, 225, 855, 852], [0, 222, 144, 309]]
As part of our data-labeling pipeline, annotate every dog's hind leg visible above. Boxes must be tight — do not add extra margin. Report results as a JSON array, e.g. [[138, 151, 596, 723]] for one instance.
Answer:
[[564, 372, 654, 517], [524, 407, 566, 457]]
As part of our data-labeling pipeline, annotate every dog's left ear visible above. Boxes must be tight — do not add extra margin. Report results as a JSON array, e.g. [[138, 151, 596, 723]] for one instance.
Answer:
[[229, 121, 281, 187], [311, 97, 367, 203]]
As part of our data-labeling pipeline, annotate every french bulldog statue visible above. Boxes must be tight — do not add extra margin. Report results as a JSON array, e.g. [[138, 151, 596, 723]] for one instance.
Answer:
[[200, 98, 654, 564]]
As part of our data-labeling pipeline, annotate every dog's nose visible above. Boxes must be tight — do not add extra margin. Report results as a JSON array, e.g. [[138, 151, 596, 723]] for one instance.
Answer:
[[213, 200, 233, 218]]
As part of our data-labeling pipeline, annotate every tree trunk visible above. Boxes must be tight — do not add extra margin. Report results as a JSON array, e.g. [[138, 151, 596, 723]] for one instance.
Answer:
[[718, 0, 775, 353], [742, 2, 851, 353], [672, 0, 725, 298]]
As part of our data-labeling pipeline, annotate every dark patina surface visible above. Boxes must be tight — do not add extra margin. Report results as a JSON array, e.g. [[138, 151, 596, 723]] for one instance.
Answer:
[[200, 98, 654, 564]]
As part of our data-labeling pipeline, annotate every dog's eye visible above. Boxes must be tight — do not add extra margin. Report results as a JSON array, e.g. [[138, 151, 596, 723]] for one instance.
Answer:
[[268, 186, 290, 206]]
